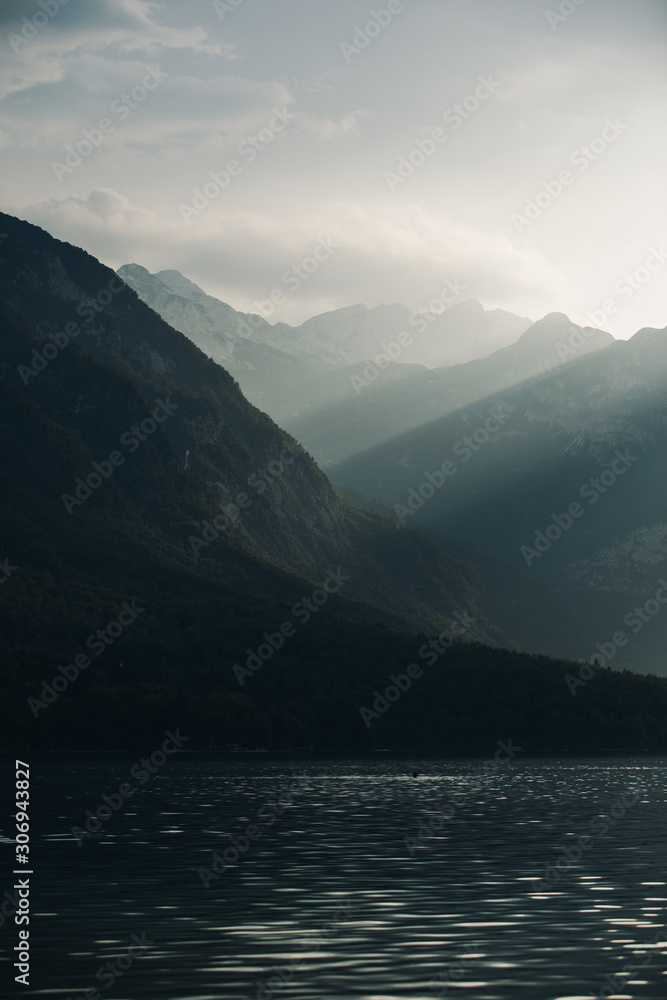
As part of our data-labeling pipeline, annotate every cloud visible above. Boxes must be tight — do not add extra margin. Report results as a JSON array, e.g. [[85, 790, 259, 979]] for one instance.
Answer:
[[2, 62, 295, 165], [295, 110, 370, 139], [1, 0, 231, 98], [21, 188, 566, 324], [4, 0, 665, 338], [22, 187, 160, 257]]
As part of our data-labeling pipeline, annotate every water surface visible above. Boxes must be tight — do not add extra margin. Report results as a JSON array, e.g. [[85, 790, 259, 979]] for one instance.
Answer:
[[3, 754, 666, 999]]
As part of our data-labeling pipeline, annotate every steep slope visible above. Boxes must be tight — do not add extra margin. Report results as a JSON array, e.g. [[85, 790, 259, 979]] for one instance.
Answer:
[[116, 263, 324, 420], [2, 213, 666, 751], [0, 210, 512, 646], [116, 262, 612, 467], [118, 265, 535, 433], [138, 280, 531, 371], [333, 328, 667, 674], [402, 297, 533, 368], [286, 313, 614, 465]]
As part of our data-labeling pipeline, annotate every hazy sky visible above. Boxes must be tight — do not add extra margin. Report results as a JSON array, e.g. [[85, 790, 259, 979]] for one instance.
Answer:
[[1, 0, 666, 335]]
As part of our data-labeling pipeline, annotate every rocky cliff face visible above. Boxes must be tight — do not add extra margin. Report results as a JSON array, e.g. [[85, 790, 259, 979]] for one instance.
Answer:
[[0, 211, 511, 644]]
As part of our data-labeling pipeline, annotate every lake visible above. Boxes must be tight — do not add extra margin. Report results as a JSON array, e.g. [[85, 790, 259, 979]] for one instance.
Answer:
[[3, 753, 666, 999]]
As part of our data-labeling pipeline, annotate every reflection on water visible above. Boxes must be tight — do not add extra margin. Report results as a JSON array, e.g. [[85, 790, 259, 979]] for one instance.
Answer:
[[2, 756, 666, 999]]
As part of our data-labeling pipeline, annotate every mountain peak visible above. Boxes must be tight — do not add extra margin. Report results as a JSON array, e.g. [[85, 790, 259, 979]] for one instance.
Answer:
[[630, 324, 667, 342], [154, 269, 209, 301], [515, 312, 615, 360], [117, 262, 151, 281], [518, 312, 578, 344], [538, 311, 573, 325], [445, 297, 484, 315]]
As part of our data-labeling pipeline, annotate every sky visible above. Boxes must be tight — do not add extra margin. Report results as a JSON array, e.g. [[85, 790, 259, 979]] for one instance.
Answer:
[[1, 0, 666, 336]]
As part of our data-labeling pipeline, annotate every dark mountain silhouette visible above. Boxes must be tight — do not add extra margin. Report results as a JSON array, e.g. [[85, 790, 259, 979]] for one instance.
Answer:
[[333, 327, 667, 674], [1, 211, 666, 751]]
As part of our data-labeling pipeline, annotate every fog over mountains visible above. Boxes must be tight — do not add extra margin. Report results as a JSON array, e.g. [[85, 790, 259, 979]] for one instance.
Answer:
[[336, 323, 667, 671], [118, 263, 533, 372], [117, 263, 612, 462], [2, 211, 667, 753], [116, 256, 667, 677]]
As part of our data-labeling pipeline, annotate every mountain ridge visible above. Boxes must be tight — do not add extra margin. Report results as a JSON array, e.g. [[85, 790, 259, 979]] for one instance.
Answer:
[[2, 211, 666, 752], [332, 321, 667, 674], [1, 210, 516, 644]]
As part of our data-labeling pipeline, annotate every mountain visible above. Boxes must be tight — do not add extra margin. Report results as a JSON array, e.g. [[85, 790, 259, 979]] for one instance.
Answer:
[[116, 265, 610, 467], [1, 212, 666, 751], [0, 209, 530, 745], [117, 265, 535, 435], [249, 297, 531, 370], [2, 213, 519, 641], [332, 326, 667, 674], [116, 263, 325, 420], [285, 313, 615, 465], [394, 296, 533, 369], [246, 300, 415, 368], [120, 268, 531, 371]]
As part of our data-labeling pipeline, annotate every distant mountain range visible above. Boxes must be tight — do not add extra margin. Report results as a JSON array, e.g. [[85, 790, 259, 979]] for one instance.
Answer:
[[118, 263, 533, 372], [333, 324, 667, 674], [116, 259, 667, 675], [3, 218, 511, 644], [1, 210, 547, 752], [284, 312, 614, 464], [117, 264, 612, 464], [2, 212, 666, 753]]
